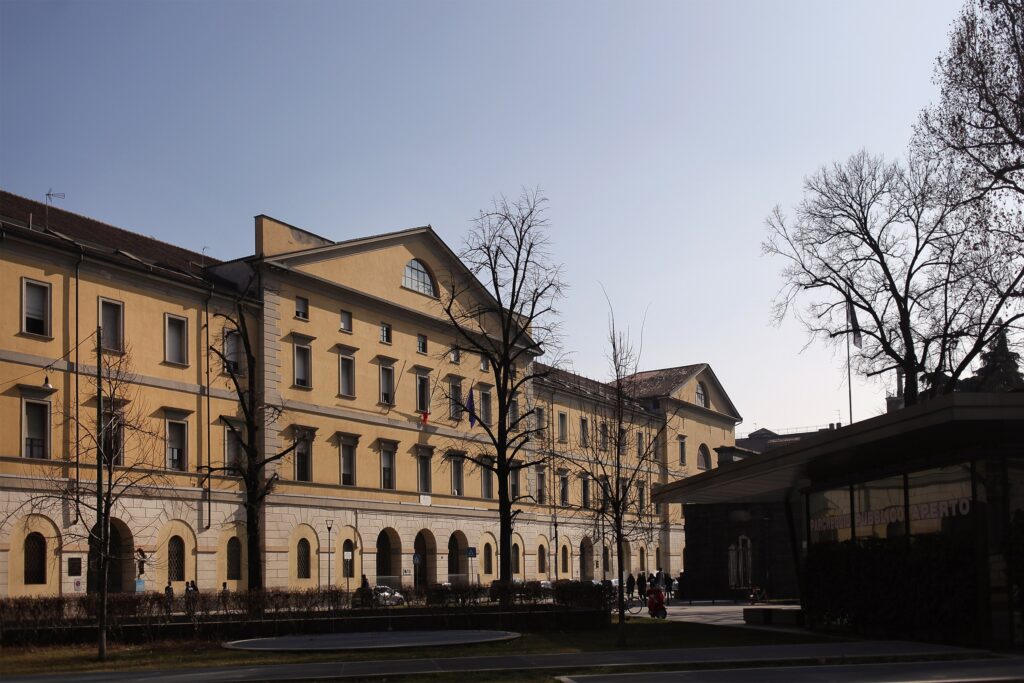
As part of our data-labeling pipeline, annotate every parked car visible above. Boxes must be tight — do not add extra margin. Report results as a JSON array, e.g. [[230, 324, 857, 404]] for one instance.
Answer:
[[372, 585, 405, 606]]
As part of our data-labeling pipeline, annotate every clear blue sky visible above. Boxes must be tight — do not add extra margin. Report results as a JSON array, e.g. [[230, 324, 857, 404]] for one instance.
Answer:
[[0, 0, 964, 433]]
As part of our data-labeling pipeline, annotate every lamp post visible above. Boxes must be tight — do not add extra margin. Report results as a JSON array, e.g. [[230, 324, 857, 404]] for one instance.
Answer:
[[326, 519, 334, 589]]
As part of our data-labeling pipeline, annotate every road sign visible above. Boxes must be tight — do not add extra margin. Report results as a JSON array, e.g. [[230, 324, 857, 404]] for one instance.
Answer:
[[135, 578, 145, 593], [413, 552, 421, 565], [467, 546, 477, 558], [343, 550, 353, 560]]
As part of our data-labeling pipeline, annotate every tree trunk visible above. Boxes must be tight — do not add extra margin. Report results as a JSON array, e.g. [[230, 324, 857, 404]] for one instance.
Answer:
[[245, 496, 263, 593], [615, 521, 627, 648], [497, 463, 513, 606]]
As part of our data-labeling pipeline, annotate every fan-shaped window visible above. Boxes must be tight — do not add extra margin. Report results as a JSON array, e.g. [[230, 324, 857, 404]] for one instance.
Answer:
[[168, 535, 185, 581], [697, 444, 712, 471], [403, 259, 437, 297], [483, 543, 493, 574], [297, 538, 311, 579], [226, 537, 241, 581], [695, 382, 708, 408], [537, 545, 546, 573], [24, 532, 46, 584]]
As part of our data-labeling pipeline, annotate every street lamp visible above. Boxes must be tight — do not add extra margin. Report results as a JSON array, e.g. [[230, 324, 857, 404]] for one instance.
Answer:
[[326, 519, 334, 589]]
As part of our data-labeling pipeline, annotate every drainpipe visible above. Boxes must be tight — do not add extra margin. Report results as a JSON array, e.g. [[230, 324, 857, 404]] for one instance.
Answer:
[[204, 289, 213, 530], [74, 248, 84, 522]]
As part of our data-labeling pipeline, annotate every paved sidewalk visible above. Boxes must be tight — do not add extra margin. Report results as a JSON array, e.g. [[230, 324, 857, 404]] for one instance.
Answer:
[[5, 640, 985, 683], [561, 657, 1024, 682], [225, 629, 520, 651]]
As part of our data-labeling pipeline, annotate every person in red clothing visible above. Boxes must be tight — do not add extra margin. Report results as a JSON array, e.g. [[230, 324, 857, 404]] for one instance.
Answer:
[[646, 583, 666, 619]]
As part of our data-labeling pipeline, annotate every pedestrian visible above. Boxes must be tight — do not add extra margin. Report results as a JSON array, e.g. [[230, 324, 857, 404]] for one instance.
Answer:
[[361, 574, 370, 589], [637, 571, 646, 598], [185, 580, 197, 619], [626, 573, 635, 599], [219, 581, 230, 613], [664, 574, 673, 605], [163, 580, 174, 618], [655, 568, 664, 589]]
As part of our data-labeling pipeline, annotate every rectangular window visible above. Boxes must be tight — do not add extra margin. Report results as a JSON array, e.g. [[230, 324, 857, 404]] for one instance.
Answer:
[[339, 309, 353, 332], [451, 455, 464, 495], [637, 431, 645, 457], [23, 400, 49, 459], [224, 424, 243, 470], [535, 407, 546, 434], [559, 471, 569, 507], [480, 389, 492, 425], [557, 412, 568, 442], [581, 474, 591, 508], [854, 475, 905, 540], [22, 279, 50, 336], [167, 420, 187, 471], [380, 322, 392, 344], [481, 458, 494, 499], [600, 476, 610, 510], [600, 423, 609, 451], [102, 409, 124, 466], [638, 482, 646, 512], [100, 298, 124, 352], [341, 438, 356, 486], [449, 378, 463, 420], [339, 353, 355, 397], [295, 434, 312, 481], [295, 296, 309, 320], [907, 466, 972, 536], [510, 463, 520, 500], [480, 356, 489, 372], [417, 449, 432, 493], [619, 476, 628, 501], [618, 428, 627, 456], [678, 437, 686, 465], [417, 333, 428, 354], [224, 330, 244, 375], [450, 345, 461, 364], [379, 363, 395, 405], [416, 372, 431, 413], [294, 343, 311, 388], [808, 488, 853, 544], [536, 466, 546, 505], [165, 315, 188, 365], [381, 444, 395, 489], [580, 417, 589, 447], [510, 396, 519, 425]]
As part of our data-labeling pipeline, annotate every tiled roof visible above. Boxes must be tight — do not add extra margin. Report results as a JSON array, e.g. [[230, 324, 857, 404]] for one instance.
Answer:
[[0, 190, 217, 278], [535, 362, 620, 401], [619, 364, 705, 398]]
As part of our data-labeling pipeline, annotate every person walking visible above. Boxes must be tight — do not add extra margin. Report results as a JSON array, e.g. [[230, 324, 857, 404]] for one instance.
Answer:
[[637, 571, 646, 599], [163, 581, 174, 618], [626, 573, 636, 600], [219, 581, 230, 613]]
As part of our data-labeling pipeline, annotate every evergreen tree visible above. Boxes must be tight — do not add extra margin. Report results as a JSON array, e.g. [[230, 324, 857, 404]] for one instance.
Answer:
[[963, 330, 1024, 392]]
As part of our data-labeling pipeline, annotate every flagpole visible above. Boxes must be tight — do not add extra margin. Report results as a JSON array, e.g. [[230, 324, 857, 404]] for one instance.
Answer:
[[846, 325, 853, 425]]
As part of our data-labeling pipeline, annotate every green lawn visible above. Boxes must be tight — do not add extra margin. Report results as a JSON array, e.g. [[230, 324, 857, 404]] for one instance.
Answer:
[[1, 618, 839, 677]]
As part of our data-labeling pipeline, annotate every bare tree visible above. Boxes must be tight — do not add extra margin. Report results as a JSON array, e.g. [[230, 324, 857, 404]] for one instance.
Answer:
[[203, 299, 298, 593], [764, 150, 1023, 403], [919, 0, 1024, 197], [17, 335, 167, 661], [438, 189, 566, 594], [551, 310, 668, 645]]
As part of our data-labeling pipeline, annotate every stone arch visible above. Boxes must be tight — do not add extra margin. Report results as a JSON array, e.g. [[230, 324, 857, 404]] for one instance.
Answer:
[[579, 536, 594, 582], [154, 519, 195, 591], [375, 527, 402, 588], [510, 532, 525, 580], [216, 522, 248, 591], [477, 531, 497, 583], [337, 524, 362, 588], [288, 523, 319, 588], [413, 529, 437, 589], [534, 533, 549, 578], [446, 530, 469, 585], [8, 514, 61, 597]]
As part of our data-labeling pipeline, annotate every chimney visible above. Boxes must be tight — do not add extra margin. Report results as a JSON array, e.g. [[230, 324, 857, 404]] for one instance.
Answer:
[[896, 368, 904, 398]]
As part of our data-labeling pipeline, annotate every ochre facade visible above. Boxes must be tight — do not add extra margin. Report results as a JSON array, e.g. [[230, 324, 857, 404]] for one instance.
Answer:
[[0, 191, 741, 597]]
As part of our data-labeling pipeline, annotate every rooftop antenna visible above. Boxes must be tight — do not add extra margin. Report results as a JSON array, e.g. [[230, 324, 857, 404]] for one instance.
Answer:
[[45, 189, 65, 229]]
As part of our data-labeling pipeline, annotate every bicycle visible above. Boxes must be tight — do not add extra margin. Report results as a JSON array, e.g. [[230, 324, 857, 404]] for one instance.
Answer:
[[625, 594, 645, 615]]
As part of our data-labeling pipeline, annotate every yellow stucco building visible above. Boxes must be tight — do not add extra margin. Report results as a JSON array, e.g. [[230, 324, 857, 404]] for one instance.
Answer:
[[0, 190, 741, 597]]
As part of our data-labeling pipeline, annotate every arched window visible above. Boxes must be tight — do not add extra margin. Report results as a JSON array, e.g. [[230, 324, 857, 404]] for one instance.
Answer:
[[602, 545, 610, 572], [168, 535, 185, 581], [226, 537, 241, 581], [24, 532, 46, 585], [537, 545, 547, 573], [343, 540, 355, 578], [695, 382, 708, 408], [561, 545, 569, 573], [639, 547, 646, 572], [297, 538, 311, 579], [697, 444, 712, 470], [483, 543, 493, 574], [403, 259, 437, 297], [511, 543, 520, 573], [655, 546, 662, 572]]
